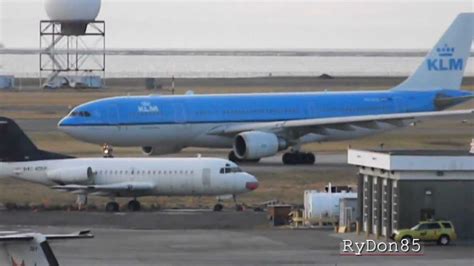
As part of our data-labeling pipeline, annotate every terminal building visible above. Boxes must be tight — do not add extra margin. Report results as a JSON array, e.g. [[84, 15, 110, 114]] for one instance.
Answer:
[[347, 148, 474, 239]]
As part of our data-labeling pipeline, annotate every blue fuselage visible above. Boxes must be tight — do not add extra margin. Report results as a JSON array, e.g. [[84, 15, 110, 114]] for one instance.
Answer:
[[58, 89, 472, 148], [60, 89, 470, 126]]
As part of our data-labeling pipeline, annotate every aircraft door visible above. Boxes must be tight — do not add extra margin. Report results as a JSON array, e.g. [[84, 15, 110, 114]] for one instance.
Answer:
[[107, 104, 121, 129], [201, 168, 211, 193], [202, 168, 211, 186], [306, 102, 318, 118], [173, 103, 191, 140], [392, 95, 405, 113], [173, 103, 187, 124]]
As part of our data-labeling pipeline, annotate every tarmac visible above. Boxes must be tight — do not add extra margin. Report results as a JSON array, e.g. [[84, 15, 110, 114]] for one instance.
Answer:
[[1, 210, 473, 266], [2, 77, 473, 265]]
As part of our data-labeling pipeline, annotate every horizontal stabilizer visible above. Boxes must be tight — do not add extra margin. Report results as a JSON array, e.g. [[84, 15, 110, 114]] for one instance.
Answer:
[[0, 230, 93, 242], [44, 230, 93, 240], [434, 95, 474, 110]]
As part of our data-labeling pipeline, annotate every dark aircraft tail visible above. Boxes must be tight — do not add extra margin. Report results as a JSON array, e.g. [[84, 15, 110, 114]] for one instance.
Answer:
[[0, 117, 73, 162]]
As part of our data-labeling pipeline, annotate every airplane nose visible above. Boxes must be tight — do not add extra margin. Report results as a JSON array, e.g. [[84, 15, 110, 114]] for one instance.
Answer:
[[245, 175, 259, 191], [57, 117, 77, 136], [57, 116, 68, 128]]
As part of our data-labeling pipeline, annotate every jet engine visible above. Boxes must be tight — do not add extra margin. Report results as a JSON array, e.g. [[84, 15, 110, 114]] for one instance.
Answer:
[[141, 145, 182, 156], [47, 166, 94, 184], [233, 131, 287, 159]]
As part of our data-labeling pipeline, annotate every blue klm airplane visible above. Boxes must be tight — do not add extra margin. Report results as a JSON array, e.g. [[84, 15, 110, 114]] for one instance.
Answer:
[[59, 13, 474, 164]]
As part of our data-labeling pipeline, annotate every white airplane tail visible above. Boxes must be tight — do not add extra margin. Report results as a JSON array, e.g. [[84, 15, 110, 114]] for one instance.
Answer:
[[392, 13, 473, 91], [0, 230, 93, 266]]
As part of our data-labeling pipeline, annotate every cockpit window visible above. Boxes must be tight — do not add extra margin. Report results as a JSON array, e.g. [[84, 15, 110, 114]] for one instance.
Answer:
[[220, 166, 243, 174], [70, 111, 91, 117]]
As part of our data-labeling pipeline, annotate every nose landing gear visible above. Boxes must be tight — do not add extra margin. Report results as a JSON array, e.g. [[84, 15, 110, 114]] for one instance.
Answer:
[[282, 152, 315, 165], [102, 143, 114, 158], [233, 194, 243, 212], [213, 203, 224, 212], [212, 194, 244, 212]]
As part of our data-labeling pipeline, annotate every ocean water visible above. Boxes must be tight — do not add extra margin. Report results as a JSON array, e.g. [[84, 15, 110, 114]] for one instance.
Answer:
[[1, 54, 473, 78]]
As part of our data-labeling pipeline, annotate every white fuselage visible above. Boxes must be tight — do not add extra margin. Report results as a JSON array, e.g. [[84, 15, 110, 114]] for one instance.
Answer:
[[0, 157, 258, 197]]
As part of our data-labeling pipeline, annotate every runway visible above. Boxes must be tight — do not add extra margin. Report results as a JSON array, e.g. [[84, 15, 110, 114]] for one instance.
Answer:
[[2, 211, 472, 266]]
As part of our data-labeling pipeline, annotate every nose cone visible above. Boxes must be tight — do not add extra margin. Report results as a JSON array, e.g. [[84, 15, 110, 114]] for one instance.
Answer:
[[57, 116, 76, 136], [245, 174, 259, 191], [57, 116, 69, 128], [57, 116, 90, 142]]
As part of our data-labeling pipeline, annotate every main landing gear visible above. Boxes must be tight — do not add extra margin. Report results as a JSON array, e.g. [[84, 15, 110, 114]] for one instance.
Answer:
[[127, 199, 141, 211], [228, 151, 260, 163], [282, 152, 315, 165], [105, 199, 142, 212], [105, 201, 120, 212]]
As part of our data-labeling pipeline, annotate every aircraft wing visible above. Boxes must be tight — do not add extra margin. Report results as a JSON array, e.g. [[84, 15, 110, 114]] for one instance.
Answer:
[[207, 109, 474, 136], [51, 182, 155, 194]]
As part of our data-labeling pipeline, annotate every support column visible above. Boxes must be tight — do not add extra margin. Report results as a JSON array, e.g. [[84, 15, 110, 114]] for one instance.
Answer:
[[382, 178, 392, 239], [363, 174, 373, 234]]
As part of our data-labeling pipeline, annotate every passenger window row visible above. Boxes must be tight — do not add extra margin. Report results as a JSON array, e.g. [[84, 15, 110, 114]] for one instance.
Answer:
[[97, 169, 194, 175]]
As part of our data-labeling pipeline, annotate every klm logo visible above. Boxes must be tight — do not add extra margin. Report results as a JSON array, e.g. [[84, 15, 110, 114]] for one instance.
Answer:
[[427, 44, 463, 71], [138, 101, 160, 113]]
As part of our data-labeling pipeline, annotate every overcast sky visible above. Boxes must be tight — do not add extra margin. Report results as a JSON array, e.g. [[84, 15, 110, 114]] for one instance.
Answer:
[[0, 0, 472, 49]]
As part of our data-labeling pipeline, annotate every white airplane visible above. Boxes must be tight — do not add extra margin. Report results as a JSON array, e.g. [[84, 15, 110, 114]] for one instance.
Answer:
[[0, 230, 93, 266], [59, 13, 474, 165], [0, 117, 259, 212]]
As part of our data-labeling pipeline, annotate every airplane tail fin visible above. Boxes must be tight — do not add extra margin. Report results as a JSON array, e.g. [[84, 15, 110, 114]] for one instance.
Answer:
[[0, 234, 55, 266], [0, 117, 73, 162], [392, 13, 473, 91], [0, 230, 93, 266]]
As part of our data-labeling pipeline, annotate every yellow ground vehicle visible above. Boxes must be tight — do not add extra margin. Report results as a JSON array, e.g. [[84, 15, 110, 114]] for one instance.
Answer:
[[392, 220, 457, 246]]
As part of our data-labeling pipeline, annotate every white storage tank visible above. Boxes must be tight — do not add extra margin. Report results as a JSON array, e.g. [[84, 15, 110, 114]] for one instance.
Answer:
[[304, 189, 357, 223]]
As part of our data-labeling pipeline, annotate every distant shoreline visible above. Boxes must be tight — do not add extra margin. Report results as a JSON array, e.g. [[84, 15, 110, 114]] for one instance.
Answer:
[[2, 48, 474, 57]]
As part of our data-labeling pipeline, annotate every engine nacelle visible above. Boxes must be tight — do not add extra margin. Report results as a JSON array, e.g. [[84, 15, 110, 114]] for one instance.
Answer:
[[141, 145, 182, 156], [47, 166, 94, 184], [233, 131, 287, 159]]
